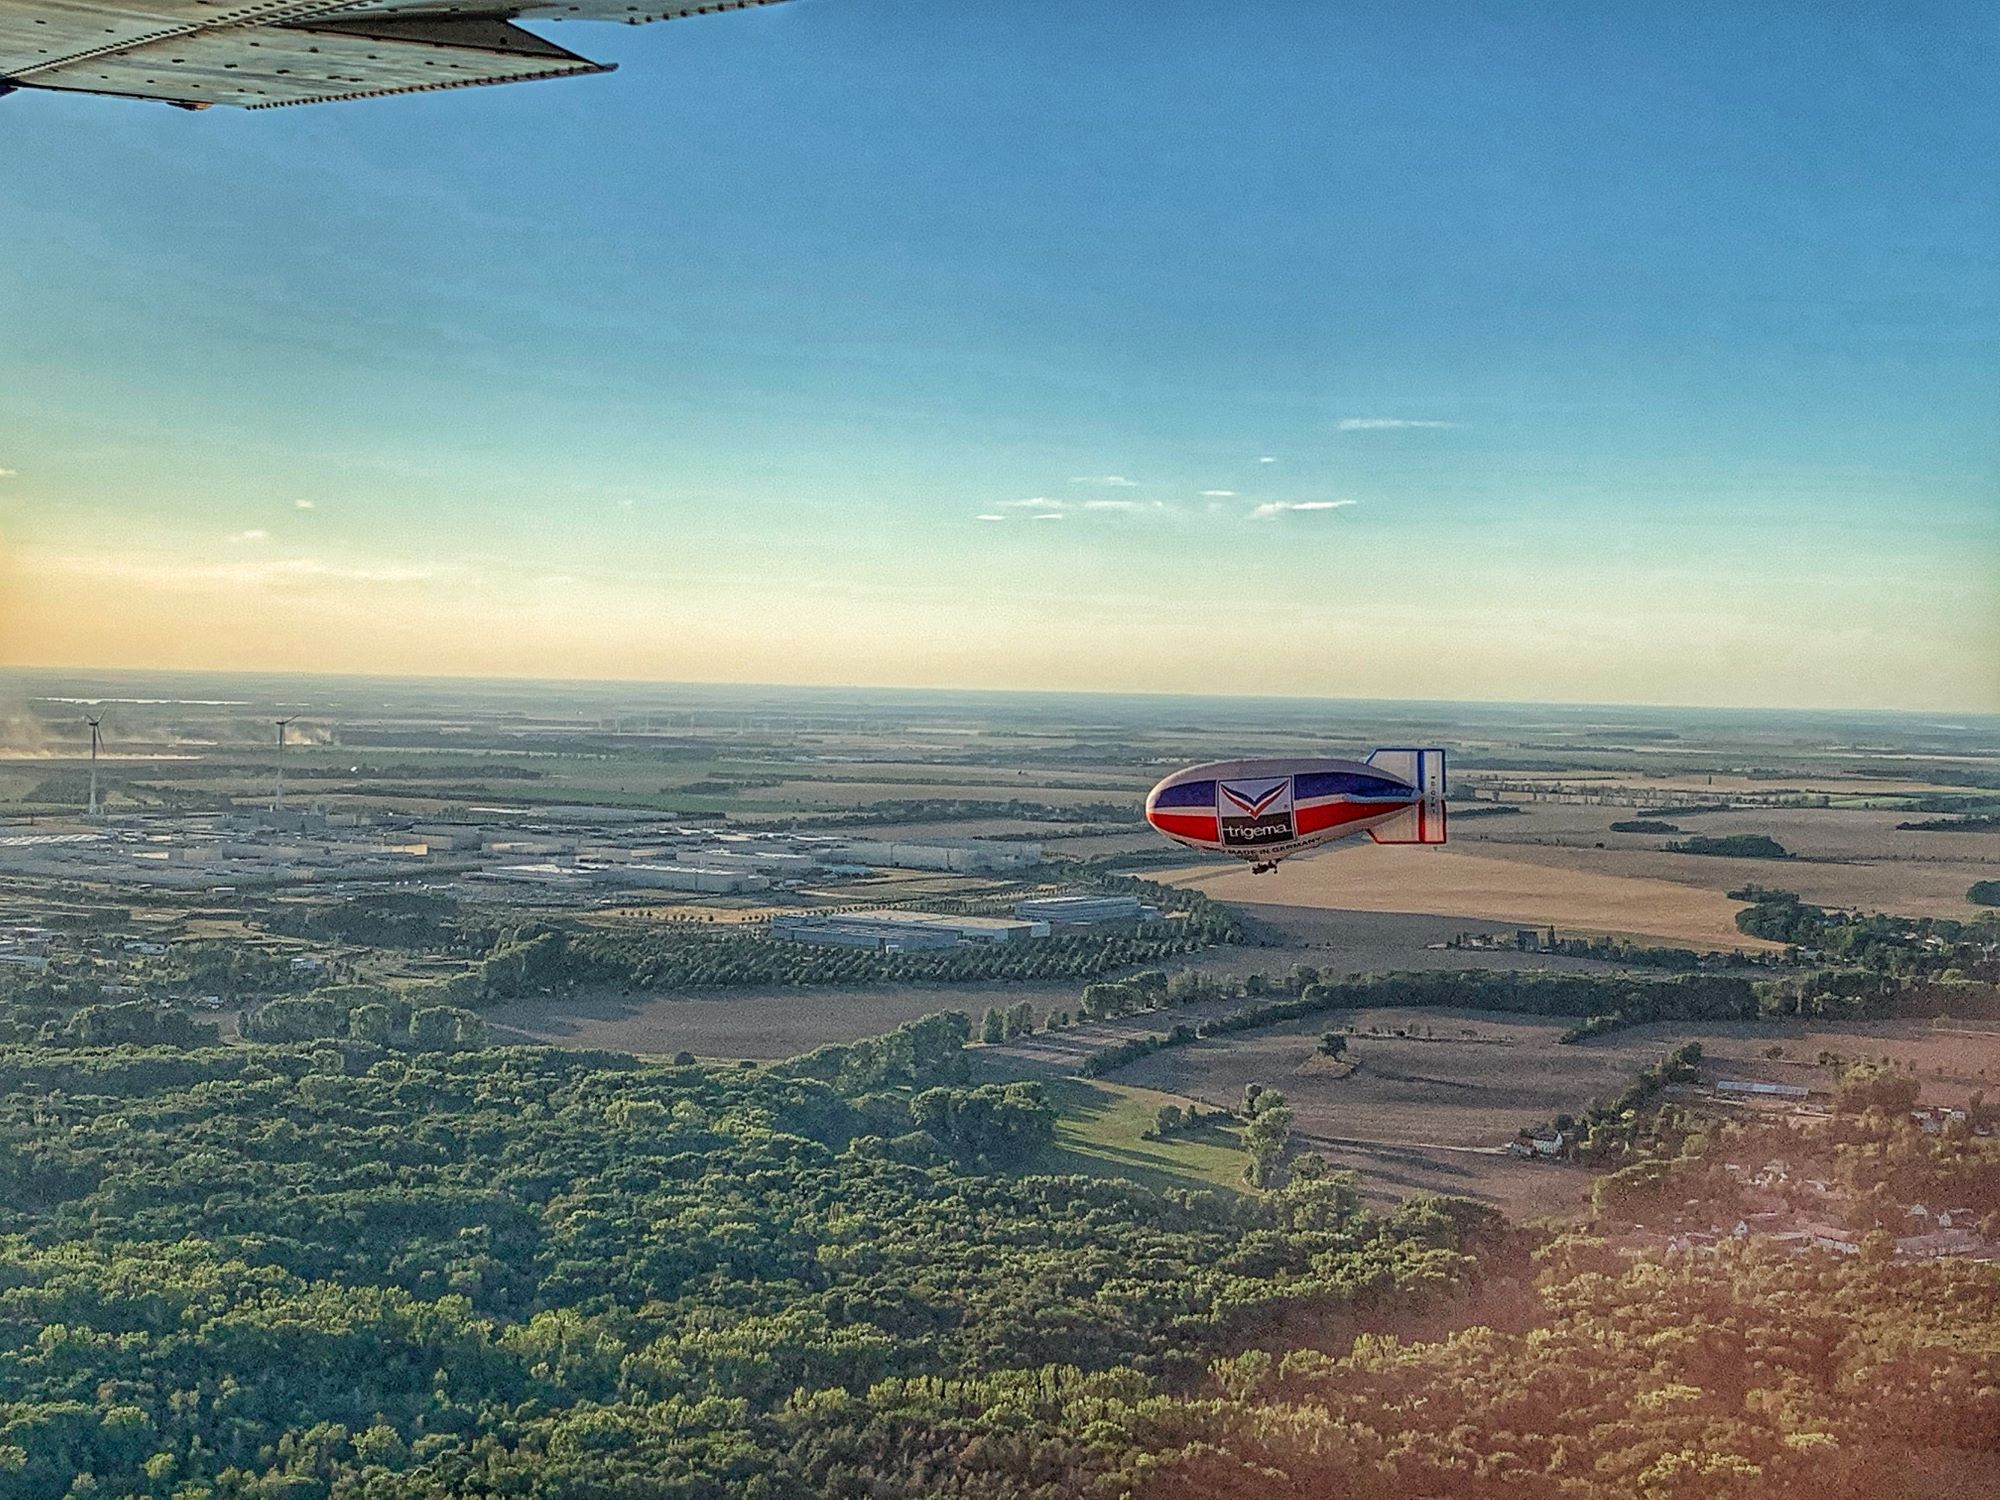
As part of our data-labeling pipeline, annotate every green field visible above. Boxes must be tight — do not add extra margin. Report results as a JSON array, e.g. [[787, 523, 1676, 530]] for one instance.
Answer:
[[1035, 1076, 1249, 1193]]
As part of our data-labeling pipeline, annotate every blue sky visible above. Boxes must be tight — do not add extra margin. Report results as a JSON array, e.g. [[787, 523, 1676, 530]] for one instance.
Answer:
[[1, 0, 1995, 708]]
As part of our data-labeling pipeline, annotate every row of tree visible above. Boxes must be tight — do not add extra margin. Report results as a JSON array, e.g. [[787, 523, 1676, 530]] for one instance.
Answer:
[[243, 987, 487, 1050], [1073, 969, 1766, 1080], [399, 879, 1242, 1003]]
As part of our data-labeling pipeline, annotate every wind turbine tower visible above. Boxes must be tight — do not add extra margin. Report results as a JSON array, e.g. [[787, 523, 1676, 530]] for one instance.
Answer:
[[86, 716, 103, 818], [274, 717, 297, 811]]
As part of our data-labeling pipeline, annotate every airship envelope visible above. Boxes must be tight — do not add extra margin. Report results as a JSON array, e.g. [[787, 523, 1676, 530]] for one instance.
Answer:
[[1145, 748, 1446, 871]]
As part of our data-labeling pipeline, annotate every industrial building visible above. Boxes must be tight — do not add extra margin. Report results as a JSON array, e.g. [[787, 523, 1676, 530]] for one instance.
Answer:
[[827, 840, 1043, 874], [674, 848, 820, 876], [479, 862, 771, 896], [477, 863, 598, 891], [770, 915, 959, 953], [610, 864, 772, 895], [0, 806, 1036, 902], [1012, 894, 1158, 926], [772, 910, 1049, 952]]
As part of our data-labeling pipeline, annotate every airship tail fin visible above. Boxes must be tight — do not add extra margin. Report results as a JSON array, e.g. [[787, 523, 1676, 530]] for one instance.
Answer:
[[1365, 748, 1447, 844]]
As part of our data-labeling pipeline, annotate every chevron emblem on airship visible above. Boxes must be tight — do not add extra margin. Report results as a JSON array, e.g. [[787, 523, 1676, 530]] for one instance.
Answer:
[[1218, 780, 1289, 816]]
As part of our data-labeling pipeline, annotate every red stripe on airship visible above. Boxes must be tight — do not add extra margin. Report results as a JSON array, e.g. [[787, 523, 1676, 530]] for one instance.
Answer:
[[1294, 799, 1414, 837], [1148, 809, 1220, 841]]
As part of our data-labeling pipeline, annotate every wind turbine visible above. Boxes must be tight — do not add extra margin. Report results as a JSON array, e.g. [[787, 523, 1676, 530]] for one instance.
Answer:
[[274, 717, 296, 810], [85, 716, 103, 818]]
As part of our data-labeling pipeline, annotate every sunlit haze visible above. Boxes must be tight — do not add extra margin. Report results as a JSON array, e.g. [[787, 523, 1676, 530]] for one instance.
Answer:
[[1, 1, 1994, 709]]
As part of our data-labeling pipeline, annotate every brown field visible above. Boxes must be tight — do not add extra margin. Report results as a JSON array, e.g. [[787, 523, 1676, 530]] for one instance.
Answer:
[[1014, 1007, 2000, 1217], [482, 985, 975, 1056], [1160, 845, 1780, 949], [981, 1006, 1610, 1216], [485, 973, 1309, 1060], [1454, 802, 2000, 917], [759, 778, 1133, 809], [814, 819, 1115, 842], [1486, 770, 1979, 798], [1643, 1017, 2000, 1097], [1107, 1010, 1612, 1202], [1477, 841, 1994, 919], [724, 759, 1143, 790], [1462, 801, 2000, 859]]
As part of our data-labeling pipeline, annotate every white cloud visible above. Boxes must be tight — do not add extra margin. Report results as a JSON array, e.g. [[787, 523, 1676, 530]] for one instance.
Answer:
[[0, 469, 17, 479], [1082, 498, 1164, 513], [1031, 513, 1065, 522], [1068, 475, 1138, 487], [615, 498, 635, 512], [1257, 456, 1278, 464], [1248, 500, 1358, 521], [1337, 418, 1456, 431], [1001, 497, 1063, 510], [1200, 489, 1236, 497], [975, 514, 1007, 523], [293, 499, 315, 510], [230, 529, 271, 543]]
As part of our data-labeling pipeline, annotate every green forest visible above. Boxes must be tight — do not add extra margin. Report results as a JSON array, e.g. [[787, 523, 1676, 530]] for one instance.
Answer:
[[1, 1004, 1997, 1499]]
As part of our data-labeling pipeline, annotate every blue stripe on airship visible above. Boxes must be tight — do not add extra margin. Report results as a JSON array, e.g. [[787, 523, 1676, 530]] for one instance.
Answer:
[[1294, 771, 1412, 800], [1152, 780, 1216, 809]]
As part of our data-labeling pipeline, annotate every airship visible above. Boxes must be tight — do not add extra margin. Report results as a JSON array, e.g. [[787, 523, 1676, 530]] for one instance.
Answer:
[[1145, 748, 1446, 874], [0, 0, 794, 111]]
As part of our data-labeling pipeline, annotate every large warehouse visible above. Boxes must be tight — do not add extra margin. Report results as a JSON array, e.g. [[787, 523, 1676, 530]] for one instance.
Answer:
[[1012, 894, 1158, 926], [772, 910, 1049, 953]]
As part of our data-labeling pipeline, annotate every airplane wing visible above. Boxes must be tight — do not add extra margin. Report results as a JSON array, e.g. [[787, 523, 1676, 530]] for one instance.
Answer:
[[0, 0, 793, 109]]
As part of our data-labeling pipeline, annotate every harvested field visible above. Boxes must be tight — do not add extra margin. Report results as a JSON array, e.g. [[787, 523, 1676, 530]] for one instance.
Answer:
[[483, 985, 989, 1057], [760, 778, 1133, 809], [1454, 803, 2000, 916], [990, 1006, 2000, 1216], [1463, 802, 2000, 861], [991, 1005, 1608, 1217], [1487, 770, 1980, 798], [1160, 845, 1777, 948], [1585, 1017, 2000, 1104], [1462, 839, 1997, 918], [1238, 905, 1657, 969], [817, 819, 1134, 842], [1113, 1008, 1627, 1148], [734, 760, 1143, 791], [486, 974, 1293, 1059]]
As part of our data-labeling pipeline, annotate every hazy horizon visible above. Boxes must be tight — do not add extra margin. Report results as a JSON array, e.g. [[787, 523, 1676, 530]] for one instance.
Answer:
[[5, 662, 1997, 727]]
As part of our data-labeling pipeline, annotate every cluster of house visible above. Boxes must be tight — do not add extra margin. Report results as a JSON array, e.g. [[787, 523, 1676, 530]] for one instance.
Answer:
[[0, 923, 58, 972], [1912, 1104, 1972, 1134], [0, 922, 291, 1011], [1638, 1156, 1998, 1263]]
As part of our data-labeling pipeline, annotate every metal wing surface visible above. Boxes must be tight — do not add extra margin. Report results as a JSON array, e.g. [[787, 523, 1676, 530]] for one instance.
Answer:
[[0, 0, 791, 109]]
